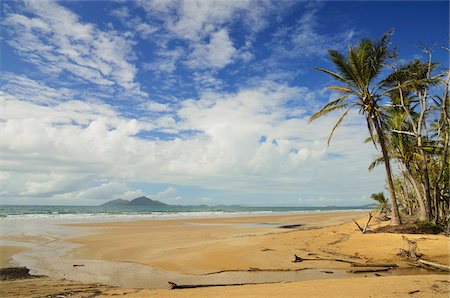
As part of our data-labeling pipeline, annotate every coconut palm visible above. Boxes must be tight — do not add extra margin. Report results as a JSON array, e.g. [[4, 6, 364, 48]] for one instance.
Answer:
[[370, 192, 390, 220], [309, 32, 402, 225]]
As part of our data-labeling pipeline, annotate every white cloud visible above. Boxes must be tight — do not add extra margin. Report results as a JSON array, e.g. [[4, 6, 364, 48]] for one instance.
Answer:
[[146, 101, 173, 112], [135, 0, 274, 70], [0, 79, 383, 204], [152, 186, 181, 202], [111, 6, 158, 39], [50, 181, 146, 202], [186, 29, 237, 69], [1, 73, 75, 104], [3, 0, 144, 95]]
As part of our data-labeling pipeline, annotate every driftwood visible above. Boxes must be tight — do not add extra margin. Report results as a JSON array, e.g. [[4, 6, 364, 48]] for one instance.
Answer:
[[363, 212, 373, 233], [204, 267, 309, 275], [169, 281, 265, 289], [348, 268, 391, 273], [350, 263, 397, 268], [417, 259, 450, 271], [352, 212, 373, 234], [293, 255, 397, 268], [398, 236, 421, 260], [398, 237, 449, 271]]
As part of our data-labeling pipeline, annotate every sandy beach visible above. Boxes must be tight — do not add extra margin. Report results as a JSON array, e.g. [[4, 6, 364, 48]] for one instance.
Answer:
[[1, 211, 449, 297]]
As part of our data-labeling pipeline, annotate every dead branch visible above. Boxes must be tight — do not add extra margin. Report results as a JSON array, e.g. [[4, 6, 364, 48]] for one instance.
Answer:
[[398, 236, 421, 260], [417, 259, 450, 271], [348, 268, 391, 273], [352, 212, 373, 234], [293, 254, 357, 264], [204, 267, 309, 275], [350, 263, 397, 268], [169, 281, 271, 289], [352, 219, 364, 232], [293, 255, 397, 267], [362, 212, 373, 233]]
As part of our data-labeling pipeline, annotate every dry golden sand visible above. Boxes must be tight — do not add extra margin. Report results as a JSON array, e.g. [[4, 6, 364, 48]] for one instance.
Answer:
[[1, 275, 448, 297], [67, 212, 449, 274], [1, 212, 449, 297]]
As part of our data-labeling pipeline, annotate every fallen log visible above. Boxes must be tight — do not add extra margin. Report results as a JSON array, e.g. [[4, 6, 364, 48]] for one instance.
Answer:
[[293, 254, 396, 267], [311, 255, 362, 264], [350, 263, 397, 268], [417, 259, 450, 272], [204, 267, 309, 275], [169, 281, 267, 289], [348, 268, 391, 273]]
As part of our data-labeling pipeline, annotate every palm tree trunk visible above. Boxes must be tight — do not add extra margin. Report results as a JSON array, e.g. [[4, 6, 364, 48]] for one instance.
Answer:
[[406, 169, 429, 221], [373, 118, 402, 225]]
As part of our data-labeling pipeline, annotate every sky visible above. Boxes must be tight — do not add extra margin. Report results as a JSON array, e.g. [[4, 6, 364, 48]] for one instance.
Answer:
[[0, 0, 448, 206]]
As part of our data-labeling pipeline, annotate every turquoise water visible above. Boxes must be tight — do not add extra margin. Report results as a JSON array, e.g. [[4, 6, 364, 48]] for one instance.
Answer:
[[0, 204, 370, 220]]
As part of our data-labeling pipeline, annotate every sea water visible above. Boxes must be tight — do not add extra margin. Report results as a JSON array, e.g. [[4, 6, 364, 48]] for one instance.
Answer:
[[0, 204, 370, 221]]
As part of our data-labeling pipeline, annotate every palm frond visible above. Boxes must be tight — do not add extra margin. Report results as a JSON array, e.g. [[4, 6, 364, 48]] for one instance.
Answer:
[[368, 156, 384, 171], [315, 67, 350, 85], [308, 103, 349, 123], [327, 106, 353, 146], [327, 86, 354, 93]]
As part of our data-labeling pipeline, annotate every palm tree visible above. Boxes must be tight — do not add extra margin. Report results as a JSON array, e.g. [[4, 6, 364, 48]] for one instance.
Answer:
[[309, 32, 402, 225], [371, 192, 390, 220], [381, 58, 443, 223]]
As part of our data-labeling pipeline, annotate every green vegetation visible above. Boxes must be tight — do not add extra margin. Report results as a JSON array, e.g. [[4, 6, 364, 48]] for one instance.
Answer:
[[310, 31, 449, 228]]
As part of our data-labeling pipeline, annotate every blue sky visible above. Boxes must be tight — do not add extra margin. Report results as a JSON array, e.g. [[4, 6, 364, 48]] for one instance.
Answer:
[[0, 0, 448, 206]]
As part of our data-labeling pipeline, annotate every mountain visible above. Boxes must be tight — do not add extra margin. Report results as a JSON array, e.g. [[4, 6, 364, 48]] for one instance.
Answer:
[[100, 198, 129, 207], [127, 196, 168, 206], [100, 196, 168, 207]]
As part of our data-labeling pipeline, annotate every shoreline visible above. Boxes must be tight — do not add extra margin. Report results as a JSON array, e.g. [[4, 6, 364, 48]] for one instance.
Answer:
[[1, 211, 449, 297]]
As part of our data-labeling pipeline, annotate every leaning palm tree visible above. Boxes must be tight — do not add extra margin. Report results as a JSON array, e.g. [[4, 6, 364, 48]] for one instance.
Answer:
[[309, 32, 402, 225]]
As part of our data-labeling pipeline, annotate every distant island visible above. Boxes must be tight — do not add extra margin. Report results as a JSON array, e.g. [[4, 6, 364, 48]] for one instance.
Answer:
[[100, 196, 168, 207]]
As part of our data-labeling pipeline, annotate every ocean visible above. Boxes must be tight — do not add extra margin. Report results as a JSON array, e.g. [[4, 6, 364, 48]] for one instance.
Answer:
[[0, 204, 370, 221]]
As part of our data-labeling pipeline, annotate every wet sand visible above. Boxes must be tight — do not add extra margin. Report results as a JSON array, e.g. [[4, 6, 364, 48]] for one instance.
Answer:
[[0, 246, 29, 267]]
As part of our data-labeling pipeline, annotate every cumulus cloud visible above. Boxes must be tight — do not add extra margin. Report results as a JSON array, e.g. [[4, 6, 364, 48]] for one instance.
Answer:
[[153, 186, 181, 202], [186, 29, 237, 69], [0, 79, 383, 204]]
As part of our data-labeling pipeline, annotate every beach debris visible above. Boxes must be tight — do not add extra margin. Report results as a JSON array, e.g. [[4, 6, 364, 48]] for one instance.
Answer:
[[293, 254, 397, 268], [72, 264, 84, 267], [348, 268, 391, 273], [169, 281, 262, 289], [398, 236, 421, 260], [351, 263, 397, 268], [321, 270, 334, 274], [417, 259, 450, 272], [204, 267, 309, 275], [352, 212, 373, 234], [408, 290, 420, 294], [279, 224, 303, 229], [397, 237, 449, 271], [293, 255, 304, 262]]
